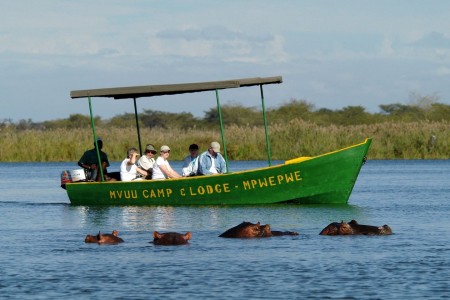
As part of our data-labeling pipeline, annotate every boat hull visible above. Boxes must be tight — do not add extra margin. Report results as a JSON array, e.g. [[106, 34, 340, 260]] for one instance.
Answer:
[[65, 139, 371, 206]]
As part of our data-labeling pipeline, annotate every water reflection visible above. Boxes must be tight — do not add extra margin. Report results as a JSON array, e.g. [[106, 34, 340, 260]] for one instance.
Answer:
[[67, 203, 364, 234]]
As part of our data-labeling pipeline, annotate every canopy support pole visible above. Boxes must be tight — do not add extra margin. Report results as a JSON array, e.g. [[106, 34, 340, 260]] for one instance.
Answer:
[[88, 96, 105, 182], [215, 89, 229, 173], [133, 98, 143, 155], [260, 84, 272, 166]]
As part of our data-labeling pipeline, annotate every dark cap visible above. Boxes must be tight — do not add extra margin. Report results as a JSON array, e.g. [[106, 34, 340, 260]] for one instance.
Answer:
[[189, 144, 199, 150]]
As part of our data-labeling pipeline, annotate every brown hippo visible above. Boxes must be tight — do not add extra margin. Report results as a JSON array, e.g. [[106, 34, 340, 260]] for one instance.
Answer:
[[84, 230, 124, 244], [219, 221, 299, 238], [270, 230, 300, 237], [153, 231, 192, 246], [319, 220, 393, 236], [259, 223, 299, 237]]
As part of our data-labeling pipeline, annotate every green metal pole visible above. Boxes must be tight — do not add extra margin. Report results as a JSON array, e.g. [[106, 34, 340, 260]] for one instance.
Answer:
[[133, 98, 143, 155], [88, 96, 105, 182], [260, 84, 272, 166], [215, 89, 229, 173]]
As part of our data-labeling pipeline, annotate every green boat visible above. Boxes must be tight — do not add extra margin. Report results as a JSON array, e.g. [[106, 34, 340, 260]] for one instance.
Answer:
[[63, 76, 371, 206]]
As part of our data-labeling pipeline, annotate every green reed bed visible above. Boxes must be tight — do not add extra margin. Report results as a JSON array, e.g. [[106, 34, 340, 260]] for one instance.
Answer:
[[1, 120, 448, 162]]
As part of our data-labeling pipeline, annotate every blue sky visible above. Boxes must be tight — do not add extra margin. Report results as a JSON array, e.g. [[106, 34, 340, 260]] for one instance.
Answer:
[[1, 0, 450, 122]]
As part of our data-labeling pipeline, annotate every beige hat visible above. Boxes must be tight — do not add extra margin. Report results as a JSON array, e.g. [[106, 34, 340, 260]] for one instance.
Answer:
[[210, 141, 221, 153], [160, 145, 171, 152], [145, 144, 157, 154]]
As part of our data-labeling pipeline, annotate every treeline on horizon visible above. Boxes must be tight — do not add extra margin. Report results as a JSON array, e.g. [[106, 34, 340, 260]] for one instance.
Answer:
[[1, 98, 449, 162]]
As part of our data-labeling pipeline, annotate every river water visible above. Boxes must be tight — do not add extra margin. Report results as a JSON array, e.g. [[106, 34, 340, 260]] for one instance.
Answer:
[[0, 160, 449, 299]]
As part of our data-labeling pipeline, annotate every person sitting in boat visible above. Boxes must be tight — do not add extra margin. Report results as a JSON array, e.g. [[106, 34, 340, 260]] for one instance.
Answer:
[[78, 138, 111, 181], [181, 143, 200, 177], [120, 147, 148, 181], [137, 144, 157, 179], [197, 141, 227, 175], [152, 145, 182, 180]]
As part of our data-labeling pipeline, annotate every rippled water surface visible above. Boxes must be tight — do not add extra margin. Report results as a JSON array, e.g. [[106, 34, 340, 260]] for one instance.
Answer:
[[1, 160, 449, 299]]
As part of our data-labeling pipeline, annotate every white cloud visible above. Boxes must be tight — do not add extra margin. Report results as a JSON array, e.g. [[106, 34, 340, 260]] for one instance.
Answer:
[[436, 66, 450, 76], [380, 38, 395, 57]]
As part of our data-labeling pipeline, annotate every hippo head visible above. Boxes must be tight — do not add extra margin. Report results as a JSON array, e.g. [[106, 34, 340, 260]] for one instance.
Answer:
[[219, 221, 264, 238], [84, 230, 123, 244], [97, 231, 124, 244], [84, 234, 98, 243], [153, 231, 192, 245], [220, 221, 299, 238], [378, 225, 393, 235], [234, 222, 262, 237], [259, 224, 272, 237], [237, 222, 264, 238], [319, 222, 341, 235], [338, 221, 354, 235]]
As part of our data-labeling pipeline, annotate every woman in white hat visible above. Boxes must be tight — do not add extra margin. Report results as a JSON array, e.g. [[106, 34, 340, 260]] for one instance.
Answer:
[[152, 145, 182, 180], [137, 144, 157, 179]]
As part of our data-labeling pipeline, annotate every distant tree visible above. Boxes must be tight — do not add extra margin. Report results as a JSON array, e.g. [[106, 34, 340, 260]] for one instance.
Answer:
[[16, 119, 34, 130], [203, 104, 262, 126], [379, 103, 408, 115], [426, 103, 450, 121], [42, 114, 101, 129], [336, 106, 373, 125], [0, 118, 14, 129], [67, 114, 96, 128], [268, 99, 315, 123], [314, 108, 339, 125], [108, 113, 137, 128], [379, 103, 424, 122], [409, 91, 439, 109], [140, 109, 201, 129]]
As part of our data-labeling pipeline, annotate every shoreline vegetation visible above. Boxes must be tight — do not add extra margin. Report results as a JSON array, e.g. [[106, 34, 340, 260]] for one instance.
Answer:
[[1, 100, 449, 161]]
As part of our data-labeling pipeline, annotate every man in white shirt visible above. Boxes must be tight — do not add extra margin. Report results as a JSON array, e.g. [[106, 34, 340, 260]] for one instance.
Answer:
[[120, 147, 147, 181]]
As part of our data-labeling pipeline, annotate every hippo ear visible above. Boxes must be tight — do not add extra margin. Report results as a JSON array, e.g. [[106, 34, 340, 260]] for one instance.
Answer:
[[153, 231, 162, 239], [112, 230, 118, 236], [184, 232, 192, 240]]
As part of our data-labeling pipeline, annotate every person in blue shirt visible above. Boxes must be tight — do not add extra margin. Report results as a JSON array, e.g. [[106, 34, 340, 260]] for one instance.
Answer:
[[197, 141, 226, 175], [182, 143, 200, 177]]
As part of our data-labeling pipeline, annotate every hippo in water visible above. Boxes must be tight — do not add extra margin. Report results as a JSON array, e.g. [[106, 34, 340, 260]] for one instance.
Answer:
[[153, 231, 192, 245], [319, 220, 393, 236], [85, 230, 124, 244], [219, 221, 299, 238]]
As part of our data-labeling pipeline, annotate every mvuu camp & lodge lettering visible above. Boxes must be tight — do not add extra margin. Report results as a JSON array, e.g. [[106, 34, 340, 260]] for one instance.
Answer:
[[108, 169, 303, 201]]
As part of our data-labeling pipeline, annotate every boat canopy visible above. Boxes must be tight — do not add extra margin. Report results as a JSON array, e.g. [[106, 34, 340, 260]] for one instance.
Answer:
[[70, 76, 282, 99], [70, 76, 282, 181]]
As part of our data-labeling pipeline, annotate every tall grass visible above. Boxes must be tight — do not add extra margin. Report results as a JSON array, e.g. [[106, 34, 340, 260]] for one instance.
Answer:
[[1, 120, 448, 162]]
